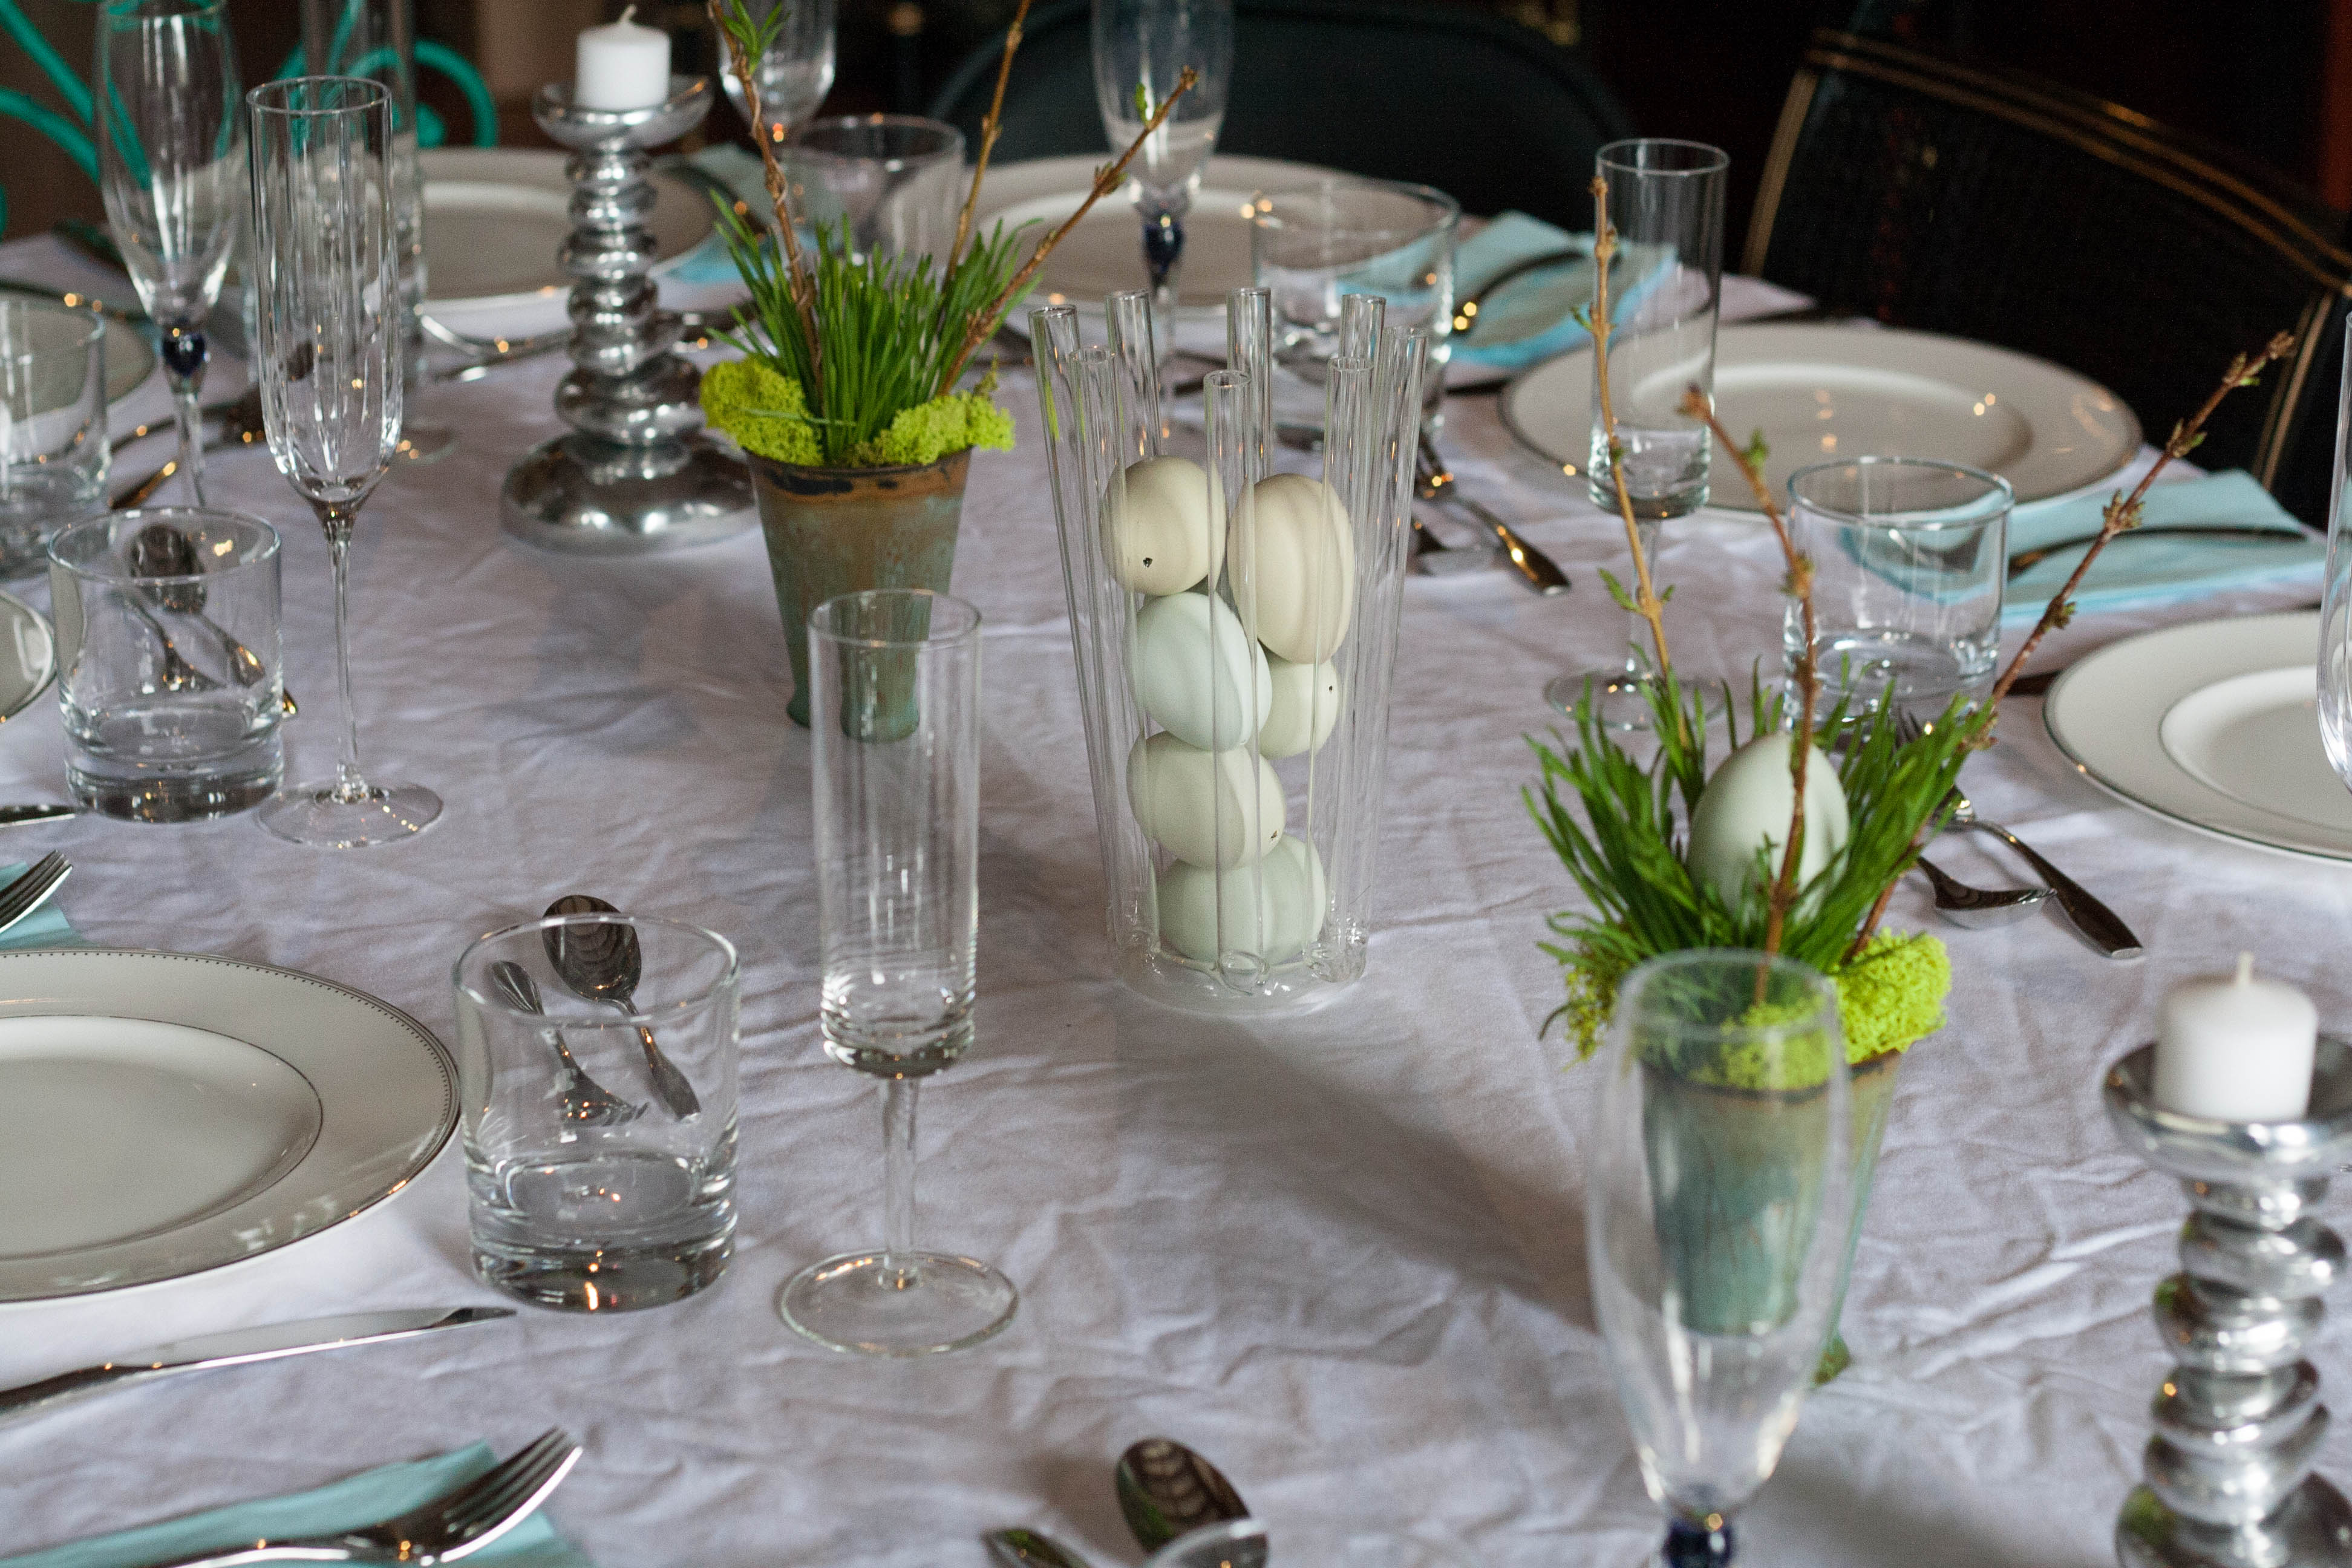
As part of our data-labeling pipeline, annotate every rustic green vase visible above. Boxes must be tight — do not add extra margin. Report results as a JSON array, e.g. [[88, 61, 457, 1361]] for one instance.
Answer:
[[749, 448, 970, 727]]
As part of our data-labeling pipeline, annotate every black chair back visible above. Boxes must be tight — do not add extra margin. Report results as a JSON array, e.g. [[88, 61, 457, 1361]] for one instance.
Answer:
[[927, 0, 1635, 230], [1745, 30, 2352, 523]]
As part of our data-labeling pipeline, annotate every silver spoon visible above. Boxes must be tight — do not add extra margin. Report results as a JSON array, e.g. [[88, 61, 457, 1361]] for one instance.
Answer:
[[1414, 437, 1570, 595], [1915, 854, 2050, 927], [541, 894, 702, 1119], [128, 521, 276, 691], [1945, 792, 2143, 959], [983, 1529, 1097, 1568], [1115, 1438, 1259, 1563], [491, 959, 644, 1129]]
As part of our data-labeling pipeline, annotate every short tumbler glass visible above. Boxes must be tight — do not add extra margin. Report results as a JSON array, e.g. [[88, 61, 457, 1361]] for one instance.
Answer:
[[0, 300, 108, 577], [454, 913, 740, 1312], [782, 114, 966, 263], [48, 509, 283, 821], [1783, 456, 2013, 719], [1250, 176, 1458, 406]]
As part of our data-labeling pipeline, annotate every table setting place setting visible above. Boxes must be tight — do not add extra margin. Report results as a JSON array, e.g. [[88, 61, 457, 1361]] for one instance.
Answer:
[[9, 0, 2352, 1565]]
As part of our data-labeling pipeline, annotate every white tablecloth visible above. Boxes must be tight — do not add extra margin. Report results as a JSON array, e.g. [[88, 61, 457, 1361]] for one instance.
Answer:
[[1, 233, 2342, 1568]]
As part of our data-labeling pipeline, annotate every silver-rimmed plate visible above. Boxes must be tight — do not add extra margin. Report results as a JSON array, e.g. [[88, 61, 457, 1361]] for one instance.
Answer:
[[0, 950, 456, 1303], [0, 589, 56, 722], [1501, 321, 2141, 511], [2043, 610, 2352, 863]]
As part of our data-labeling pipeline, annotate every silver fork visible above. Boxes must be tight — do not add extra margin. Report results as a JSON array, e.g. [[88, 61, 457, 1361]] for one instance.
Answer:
[[145, 1428, 581, 1568], [0, 853, 70, 938]]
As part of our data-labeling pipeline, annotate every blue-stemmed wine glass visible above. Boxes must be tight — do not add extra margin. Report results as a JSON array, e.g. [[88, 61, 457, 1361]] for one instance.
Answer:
[[1090, 0, 1233, 335]]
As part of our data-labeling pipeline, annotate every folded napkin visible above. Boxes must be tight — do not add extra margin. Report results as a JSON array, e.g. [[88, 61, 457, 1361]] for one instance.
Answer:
[[0, 860, 78, 950], [0, 1444, 589, 1568], [2002, 469, 2322, 623], [1449, 212, 1599, 374]]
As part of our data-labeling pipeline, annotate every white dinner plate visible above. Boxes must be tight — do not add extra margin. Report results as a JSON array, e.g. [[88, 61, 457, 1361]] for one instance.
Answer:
[[1500, 322, 2141, 512], [419, 148, 718, 341], [2042, 610, 2352, 862], [0, 588, 55, 721], [104, 328, 155, 407], [982, 154, 1344, 330], [0, 949, 456, 1302]]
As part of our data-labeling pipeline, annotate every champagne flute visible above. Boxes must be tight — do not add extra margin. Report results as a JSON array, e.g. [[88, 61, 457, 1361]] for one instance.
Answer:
[[1090, 0, 1233, 332], [1584, 949, 1856, 1568], [95, 0, 244, 506], [780, 589, 1018, 1357], [717, 0, 838, 147], [246, 76, 442, 849]]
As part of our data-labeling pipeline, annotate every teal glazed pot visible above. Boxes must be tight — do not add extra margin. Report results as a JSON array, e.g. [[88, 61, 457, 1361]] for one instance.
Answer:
[[748, 448, 970, 727]]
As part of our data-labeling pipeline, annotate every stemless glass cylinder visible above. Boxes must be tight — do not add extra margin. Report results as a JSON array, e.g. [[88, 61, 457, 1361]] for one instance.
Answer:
[[0, 301, 109, 577], [780, 115, 965, 263], [1036, 289, 1423, 1014], [95, 0, 244, 506], [1090, 0, 1234, 324], [1586, 949, 1855, 1568], [783, 587, 1016, 1357]]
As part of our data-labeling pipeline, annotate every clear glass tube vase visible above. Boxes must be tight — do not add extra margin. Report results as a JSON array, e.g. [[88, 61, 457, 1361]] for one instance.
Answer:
[[1036, 287, 1423, 1015]]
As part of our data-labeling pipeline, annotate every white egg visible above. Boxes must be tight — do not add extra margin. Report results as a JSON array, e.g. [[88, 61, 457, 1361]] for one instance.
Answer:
[[1126, 731, 1286, 869], [1130, 591, 1272, 751], [1231, 472, 1354, 664], [1103, 455, 1222, 596], [1262, 834, 1328, 959], [1258, 656, 1340, 759], [1155, 860, 1276, 964], [1685, 731, 1851, 908]]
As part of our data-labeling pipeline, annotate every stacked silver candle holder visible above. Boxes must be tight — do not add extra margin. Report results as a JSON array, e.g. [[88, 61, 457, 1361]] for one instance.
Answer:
[[2105, 1040, 2352, 1568], [499, 74, 754, 554]]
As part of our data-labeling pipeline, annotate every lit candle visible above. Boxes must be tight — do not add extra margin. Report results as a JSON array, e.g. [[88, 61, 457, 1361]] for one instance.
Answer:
[[2152, 953, 2318, 1121], [575, 5, 671, 112]]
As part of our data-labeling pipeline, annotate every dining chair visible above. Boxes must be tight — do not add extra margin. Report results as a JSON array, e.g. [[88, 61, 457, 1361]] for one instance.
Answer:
[[1744, 28, 2352, 524], [926, 0, 1635, 231]]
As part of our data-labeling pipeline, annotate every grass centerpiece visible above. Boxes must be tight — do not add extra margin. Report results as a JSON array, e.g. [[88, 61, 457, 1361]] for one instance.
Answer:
[[699, 0, 1193, 724], [1536, 169, 2292, 1374]]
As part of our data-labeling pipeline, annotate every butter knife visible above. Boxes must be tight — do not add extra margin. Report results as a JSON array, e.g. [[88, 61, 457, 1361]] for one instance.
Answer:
[[0, 1306, 514, 1428]]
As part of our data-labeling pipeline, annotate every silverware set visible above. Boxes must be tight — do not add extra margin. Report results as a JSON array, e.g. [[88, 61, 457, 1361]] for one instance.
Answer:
[[540, 893, 701, 1120]]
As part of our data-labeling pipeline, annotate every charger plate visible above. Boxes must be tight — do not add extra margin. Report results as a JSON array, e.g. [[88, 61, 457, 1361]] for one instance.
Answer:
[[0, 950, 456, 1303], [2043, 610, 2352, 863], [1501, 322, 2140, 511]]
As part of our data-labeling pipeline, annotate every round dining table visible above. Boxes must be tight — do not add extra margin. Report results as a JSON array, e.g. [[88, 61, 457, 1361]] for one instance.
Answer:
[[0, 230, 2342, 1568]]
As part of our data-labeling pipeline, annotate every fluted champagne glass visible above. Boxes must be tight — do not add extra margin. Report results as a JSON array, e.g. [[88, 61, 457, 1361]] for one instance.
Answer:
[[1586, 949, 1855, 1568], [96, 0, 244, 506], [247, 77, 441, 848], [1091, 0, 1233, 331]]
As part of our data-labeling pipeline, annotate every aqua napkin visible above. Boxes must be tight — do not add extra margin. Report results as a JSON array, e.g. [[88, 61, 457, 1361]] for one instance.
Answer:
[[0, 1444, 589, 1568], [0, 860, 78, 950], [2002, 469, 2322, 623], [1450, 212, 1596, 373]]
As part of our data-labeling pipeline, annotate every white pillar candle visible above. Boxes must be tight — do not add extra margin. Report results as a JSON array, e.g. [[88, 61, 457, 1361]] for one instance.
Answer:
[[575, 5, 671, 111], [2152, 953, 2318, 1120]]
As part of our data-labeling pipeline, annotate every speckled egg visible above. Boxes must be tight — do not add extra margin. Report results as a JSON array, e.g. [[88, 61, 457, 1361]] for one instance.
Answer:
[[1232, 472, 1354, 664], [1130, 590, 1272, 752], [1126, 731, 1287, 869], [1258, 656, 1341, 759], [1103, 455, 1221, 596]]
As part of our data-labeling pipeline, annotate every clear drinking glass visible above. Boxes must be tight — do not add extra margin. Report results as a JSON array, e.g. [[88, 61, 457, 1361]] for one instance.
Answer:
[[717, 0, 837, 146], [780, 116, 965, 263], [1091, 0, 1235, 326], [454, 912, 740, 1312], [95, 0, 244, 507], [1783, 457, 2013, 722], [302, 0, 450, 463], [780, 588, 1018, 1356], [0, 301, 109, 577], [2320, 325, 2352, 789], [1546, 138, 1729, 729], [1249, 177, 1459, 414], [1586, 949, 1855, 1568], [246, 76, 442, 849], [48, 508, 283, 821]]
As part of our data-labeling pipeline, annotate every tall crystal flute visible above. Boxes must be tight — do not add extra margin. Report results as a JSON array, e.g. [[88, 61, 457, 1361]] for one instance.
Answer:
[[782, 589, 1017, 1357], [95, 0, 244, 506], [1091, 0, 1233, 335], [246, 77, 441, 849], [1583, 949, 1856, 1568]]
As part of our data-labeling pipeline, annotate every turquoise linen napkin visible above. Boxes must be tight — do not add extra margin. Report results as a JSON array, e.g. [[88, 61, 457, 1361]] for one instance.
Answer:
[[1451, 212, 1597, 373], [0, 1444, 589, 1568], [0, 860, 78, 950], [2001, 469, 2322, 622]]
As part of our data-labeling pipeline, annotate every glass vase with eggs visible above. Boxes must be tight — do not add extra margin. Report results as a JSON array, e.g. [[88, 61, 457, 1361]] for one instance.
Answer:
[[1033, 286, 1423, 1016]]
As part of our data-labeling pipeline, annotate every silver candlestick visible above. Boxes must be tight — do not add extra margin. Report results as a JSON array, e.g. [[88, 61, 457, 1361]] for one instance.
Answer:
[[2105, 1039, 2352, 1568], [500, 75, 754, 554]]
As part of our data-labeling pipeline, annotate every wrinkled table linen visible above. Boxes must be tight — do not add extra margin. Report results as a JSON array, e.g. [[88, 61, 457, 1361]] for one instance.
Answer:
[[0, 231, 2342, 1567]]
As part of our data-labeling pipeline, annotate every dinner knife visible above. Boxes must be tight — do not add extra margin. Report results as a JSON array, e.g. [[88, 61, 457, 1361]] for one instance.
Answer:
[[0, 805, 79, 826], [2007, 524, 2314, 578], [0, 1305, 514, 1428]]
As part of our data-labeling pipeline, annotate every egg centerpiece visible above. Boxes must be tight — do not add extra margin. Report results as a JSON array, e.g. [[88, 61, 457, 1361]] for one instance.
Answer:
[[1126, 731, 1286, 869], [1130, 590, 1272, 752], [1103, 455, 1221, 596], [1684, 731, 1851, 907], [1232, 472, 1354, 665]]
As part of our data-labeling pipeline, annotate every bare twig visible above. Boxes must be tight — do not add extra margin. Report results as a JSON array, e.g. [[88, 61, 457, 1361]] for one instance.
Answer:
[[710, 0, 821, 390], [936, 67, 1197, 391], [1588, 174, 1673, 679], [939, 0, 1032, 289], [1684, 387, 1817, 960], [1987, 330, 2295, 707]]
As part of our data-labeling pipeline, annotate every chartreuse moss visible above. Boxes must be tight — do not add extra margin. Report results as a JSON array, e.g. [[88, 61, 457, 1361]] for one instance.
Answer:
[[701, 359, 1015, 471]]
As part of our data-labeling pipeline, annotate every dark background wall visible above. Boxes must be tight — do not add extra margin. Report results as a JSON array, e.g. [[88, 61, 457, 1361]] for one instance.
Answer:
[[4, 0, 2345, 250]]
